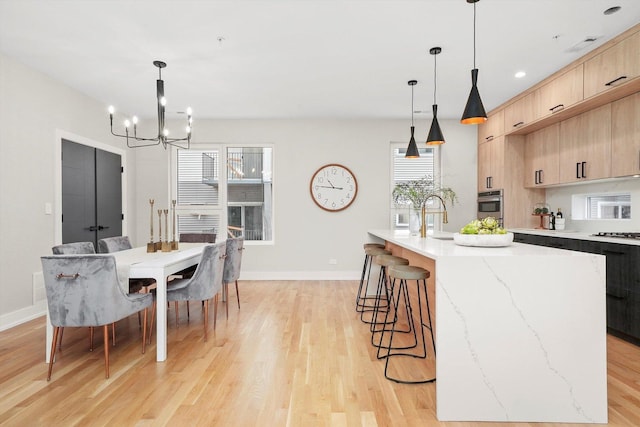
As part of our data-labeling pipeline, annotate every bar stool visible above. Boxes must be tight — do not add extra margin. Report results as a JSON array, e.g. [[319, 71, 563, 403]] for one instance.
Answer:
[[369, 254, 409, 349], [356, 243, 387, 313], [359, 247, 392, 324], [382, 264, 436, 384]]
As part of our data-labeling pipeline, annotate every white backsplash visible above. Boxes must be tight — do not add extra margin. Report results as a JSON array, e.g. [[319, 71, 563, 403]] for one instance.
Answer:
[[544, 177, 640, 233]]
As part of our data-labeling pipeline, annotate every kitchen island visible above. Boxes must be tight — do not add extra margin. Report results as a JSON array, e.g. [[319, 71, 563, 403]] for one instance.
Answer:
[[368, 229, 607, 423]]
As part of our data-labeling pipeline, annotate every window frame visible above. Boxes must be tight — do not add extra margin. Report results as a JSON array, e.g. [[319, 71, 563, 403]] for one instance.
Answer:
[[389, 142, 442, 232], [170, 143, 275, 245]]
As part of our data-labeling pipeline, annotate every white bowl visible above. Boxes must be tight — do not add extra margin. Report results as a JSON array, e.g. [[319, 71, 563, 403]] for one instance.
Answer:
[[453, 232, 514, 247]]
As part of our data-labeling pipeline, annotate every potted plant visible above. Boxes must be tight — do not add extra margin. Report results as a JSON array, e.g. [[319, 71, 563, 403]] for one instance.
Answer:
[[392, 175, 456, 236]]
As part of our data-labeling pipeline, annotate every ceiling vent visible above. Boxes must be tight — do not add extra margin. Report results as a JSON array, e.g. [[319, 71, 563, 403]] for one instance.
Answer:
[[565, 36, 601, 53]]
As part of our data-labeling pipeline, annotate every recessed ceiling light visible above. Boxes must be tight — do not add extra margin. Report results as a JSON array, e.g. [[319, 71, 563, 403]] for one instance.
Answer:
[[604, 6, 621, 15], [515, 71, 526, 79]]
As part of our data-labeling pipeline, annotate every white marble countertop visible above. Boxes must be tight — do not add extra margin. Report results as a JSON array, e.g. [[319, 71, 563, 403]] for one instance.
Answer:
[[368, 229, 597, 259], [510, 228, 640, 246]]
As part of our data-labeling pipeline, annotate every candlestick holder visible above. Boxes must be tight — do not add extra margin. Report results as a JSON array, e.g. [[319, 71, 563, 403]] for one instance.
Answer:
[[171, 200, 178, 250], [147, 199, 157, 252], [162, 209, 171, 252], [156, 209, 163, 251]]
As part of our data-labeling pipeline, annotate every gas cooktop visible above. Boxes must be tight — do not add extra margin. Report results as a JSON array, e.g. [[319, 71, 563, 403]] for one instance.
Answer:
[[592, 232, 640, 239]]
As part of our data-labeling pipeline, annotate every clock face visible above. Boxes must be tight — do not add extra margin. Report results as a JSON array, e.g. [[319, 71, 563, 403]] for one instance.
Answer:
[[310, 164, 358, 212]]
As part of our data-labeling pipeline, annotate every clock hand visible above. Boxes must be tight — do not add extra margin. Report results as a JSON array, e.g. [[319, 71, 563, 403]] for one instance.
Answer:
[[327, 179, 336, 188], [317, 185, 343, 189]]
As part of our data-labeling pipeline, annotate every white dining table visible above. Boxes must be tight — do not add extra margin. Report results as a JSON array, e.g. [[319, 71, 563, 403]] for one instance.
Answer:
[[44, 243, 206, 363]]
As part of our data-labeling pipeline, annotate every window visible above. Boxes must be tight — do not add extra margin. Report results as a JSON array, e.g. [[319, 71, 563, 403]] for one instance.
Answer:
[[571, 192, 631, 220], [172, 145, 274, 242], [390, 144, 439, 232], [227, 146, 273, 241]]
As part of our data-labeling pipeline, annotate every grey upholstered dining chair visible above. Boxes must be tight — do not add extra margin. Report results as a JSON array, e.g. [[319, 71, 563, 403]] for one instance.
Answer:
[[223, 237, 244, 318], [97, 236, 133, 253], [52, 241, 96, 255], [97, 236, 156, 294], [51, 241, 116, 350], [164, 242, 226, 341], [41, 254, 153, 380]]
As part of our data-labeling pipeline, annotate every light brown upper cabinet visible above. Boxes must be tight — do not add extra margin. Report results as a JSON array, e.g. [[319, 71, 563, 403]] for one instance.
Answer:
[[584, 30, 640, 99], [525, 123, 560, 188], [478, 135, 504, 192], [478, 109, 505, 143], [504, 93, 536, 132], [611, 92, 640, 177], [559, 104, 612, 183], [535, 65, 584, 119]]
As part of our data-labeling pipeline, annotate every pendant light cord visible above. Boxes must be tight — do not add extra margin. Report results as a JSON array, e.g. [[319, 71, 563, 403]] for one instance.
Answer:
[[433, 53, 437, 105], [473, 1, 477, 68], [411, 84, 414, 126]]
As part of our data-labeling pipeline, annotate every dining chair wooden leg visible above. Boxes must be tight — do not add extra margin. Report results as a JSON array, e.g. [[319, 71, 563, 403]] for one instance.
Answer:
[[148, 301, 156, 345], [213, 294, 219, 330], [235, 280, 240, 309], [47, 327, 60, 381], [203, 299, 209, 342], [142, 308, 148, 354], [58, 327, 64, 350], [174, 302, 179, 327], [89, 327, 94, 352], [225, 283, 229, 319], [103, 325, 110, 379]]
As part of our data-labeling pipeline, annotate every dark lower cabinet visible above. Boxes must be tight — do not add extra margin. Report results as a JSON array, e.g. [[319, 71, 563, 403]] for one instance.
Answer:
[[514, 233, 640, 345]]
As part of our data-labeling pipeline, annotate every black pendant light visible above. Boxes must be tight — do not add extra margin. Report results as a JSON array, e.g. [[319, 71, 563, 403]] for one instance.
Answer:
[[461, 0, 487, 125], [405, 80, 420, 158], [427, 47, 445, 145]]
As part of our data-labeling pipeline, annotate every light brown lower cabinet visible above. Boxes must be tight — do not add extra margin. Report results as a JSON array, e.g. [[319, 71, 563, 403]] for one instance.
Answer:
[[524, 123, 560, 188], [559, 104, 612, 183], [611, 92, 640, 177]]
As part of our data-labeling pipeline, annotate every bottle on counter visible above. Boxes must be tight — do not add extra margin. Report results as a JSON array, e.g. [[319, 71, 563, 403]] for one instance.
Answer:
[[549, 212, 556, 230], [556, 208, 563, 219]]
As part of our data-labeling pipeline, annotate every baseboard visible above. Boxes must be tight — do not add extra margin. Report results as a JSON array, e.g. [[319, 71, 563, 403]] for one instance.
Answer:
[[0, 301, 46, 332]]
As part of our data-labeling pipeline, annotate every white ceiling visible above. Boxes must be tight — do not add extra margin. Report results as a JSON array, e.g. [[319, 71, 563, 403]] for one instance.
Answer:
[[1, 0, 639, 121]]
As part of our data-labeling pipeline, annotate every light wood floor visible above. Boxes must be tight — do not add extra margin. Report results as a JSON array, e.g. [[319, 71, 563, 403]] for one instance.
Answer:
[[1, 280, 640, 426]]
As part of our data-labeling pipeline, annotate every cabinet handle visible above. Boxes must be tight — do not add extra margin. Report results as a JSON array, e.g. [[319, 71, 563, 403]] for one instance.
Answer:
[[513, 121, 524, 128], [576, 162, 580, 179], [486, 177, 489, 189], [549, 104, 564, 113], [488, 176, 493, 189], [539, 169, 543, 184], [581, 161, 586, 178], [605, 75, 627, 86], [485, 135, 494, 141], [534, 170, 539, 184]]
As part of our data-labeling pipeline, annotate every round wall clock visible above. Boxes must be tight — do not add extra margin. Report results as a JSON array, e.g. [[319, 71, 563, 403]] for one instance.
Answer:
[[309, 163, 358, 212]]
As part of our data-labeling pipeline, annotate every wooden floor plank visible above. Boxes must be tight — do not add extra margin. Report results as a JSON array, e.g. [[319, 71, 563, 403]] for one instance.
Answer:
[[0, 280, 639, 426]]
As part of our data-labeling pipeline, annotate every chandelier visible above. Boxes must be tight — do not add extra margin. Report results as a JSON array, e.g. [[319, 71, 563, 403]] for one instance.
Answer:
[[108, 60, 193, 149]]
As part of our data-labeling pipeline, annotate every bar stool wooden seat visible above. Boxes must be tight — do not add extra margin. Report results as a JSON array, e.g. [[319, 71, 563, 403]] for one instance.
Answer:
[[381, 264, 436, 384], [356, 244, 388, 314], [369, 254, 409, 347]]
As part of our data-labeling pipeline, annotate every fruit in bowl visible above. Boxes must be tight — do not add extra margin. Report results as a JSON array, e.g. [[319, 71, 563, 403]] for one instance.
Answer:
[[455, 217, 513, 247], [460, 217, 507, 235]]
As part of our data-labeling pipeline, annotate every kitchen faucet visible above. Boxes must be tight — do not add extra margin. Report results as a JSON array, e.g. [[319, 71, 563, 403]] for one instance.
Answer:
[[420, 194, 448, 237]]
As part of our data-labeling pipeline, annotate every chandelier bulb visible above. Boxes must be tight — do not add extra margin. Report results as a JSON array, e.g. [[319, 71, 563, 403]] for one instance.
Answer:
[[186, 107, 193, 115], [186, 126, 191, 134], [163, 129, 169, 137], [124, 119, 131, 128], [160, 97, 167, 106], [108, 105, 115, 115], [132, 116, 139, 124]]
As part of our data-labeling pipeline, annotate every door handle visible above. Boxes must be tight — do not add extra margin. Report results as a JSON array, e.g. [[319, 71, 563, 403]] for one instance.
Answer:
[[87, 226, 98, 231], [97, 225, 110, 230]]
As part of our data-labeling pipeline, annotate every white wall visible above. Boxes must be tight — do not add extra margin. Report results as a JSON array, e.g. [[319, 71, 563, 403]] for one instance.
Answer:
[[0, 53, 138, 327], [545, 178, 640, 233], [135, 118, 478, 279]]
